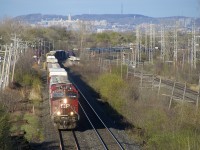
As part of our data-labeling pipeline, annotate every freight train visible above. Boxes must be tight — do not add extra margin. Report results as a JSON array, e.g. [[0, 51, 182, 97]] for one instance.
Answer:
[[46, 50, 79, 129]]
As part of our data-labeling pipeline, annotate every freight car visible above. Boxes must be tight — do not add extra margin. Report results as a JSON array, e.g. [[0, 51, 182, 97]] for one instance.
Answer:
[[46, 50, 79, 129], [54, 50, 67, 63]]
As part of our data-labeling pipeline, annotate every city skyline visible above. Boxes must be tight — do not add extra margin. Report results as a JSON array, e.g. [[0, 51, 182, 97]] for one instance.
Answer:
[[0, 0, 199, 19]]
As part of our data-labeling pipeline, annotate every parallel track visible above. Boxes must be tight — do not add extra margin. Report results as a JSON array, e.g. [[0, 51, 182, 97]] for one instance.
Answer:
[[132, 69, 199, 103], [154, 77, 199, 103]]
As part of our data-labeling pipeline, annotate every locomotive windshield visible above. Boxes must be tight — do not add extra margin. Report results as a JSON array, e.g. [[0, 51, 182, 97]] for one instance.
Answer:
[[66, 92, 78, 99], [52, 91, 65, 98]]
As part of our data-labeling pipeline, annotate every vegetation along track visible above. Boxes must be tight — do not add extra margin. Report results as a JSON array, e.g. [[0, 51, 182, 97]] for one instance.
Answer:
[[59, 129, 80, 150], [72, 81, 124, 150]]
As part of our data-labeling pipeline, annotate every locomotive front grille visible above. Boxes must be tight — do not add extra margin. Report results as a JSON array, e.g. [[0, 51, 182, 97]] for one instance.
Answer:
[[61, 108, 68, 115]]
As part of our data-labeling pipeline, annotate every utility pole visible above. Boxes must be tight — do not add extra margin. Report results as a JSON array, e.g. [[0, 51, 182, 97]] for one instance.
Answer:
[[190, 22, 196, 69], [149, 24, 154, 63], [11, 34, 19, 82], [136, 26, 141, 65], [173, 22, 178, 66], [161, 26, 165, 62], [5, 45, 12, 87], [145, 26, 148, 55], [188, 39, 191, 64], [153, 25, 156, 51], [0, 45, 7, 89]]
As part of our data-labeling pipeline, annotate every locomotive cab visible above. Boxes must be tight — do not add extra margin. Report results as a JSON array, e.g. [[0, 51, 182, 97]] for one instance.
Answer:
[[51, 84, 79, 129]]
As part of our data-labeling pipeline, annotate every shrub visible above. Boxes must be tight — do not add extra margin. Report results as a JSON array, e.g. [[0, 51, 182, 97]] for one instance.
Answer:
[[21, 113, 43, 142], [0, 105, 12, 150], [31, 77, 42, 97], [94, 73, 126, 112], [22, 74, 33, 86]]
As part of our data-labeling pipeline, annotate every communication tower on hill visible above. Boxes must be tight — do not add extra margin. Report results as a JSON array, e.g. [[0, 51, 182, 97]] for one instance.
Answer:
[[68, 14, 71, 21], [121, 3, 123, 14]]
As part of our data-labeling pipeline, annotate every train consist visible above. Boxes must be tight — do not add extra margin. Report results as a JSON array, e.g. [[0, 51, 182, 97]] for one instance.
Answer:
[[46, 50, 79, 129]]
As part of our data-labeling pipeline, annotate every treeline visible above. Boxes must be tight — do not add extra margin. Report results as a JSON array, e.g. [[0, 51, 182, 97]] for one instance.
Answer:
[[0, 18, 135, 51]]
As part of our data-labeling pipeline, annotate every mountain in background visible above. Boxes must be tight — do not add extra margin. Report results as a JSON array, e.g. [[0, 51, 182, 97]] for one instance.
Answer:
[[14, 13, 198, 26]]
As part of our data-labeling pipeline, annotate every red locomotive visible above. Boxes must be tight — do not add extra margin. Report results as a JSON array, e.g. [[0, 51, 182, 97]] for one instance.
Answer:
[[46, 52, 79, 129]]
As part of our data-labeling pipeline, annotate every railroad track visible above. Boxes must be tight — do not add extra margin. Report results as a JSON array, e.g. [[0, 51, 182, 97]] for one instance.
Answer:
[[132, 69, 199, 103], [59, 129, 80, 150], [154, 77, 199, 103], [73, 82, 124, 150], [154, 77, 199, 95], [57, 80, 124, 150]]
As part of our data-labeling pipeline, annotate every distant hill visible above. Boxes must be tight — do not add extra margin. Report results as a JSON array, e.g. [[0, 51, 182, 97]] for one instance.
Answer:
[[14, 13, 66, 23], [14, 13, 198, 26], [72, 14, 157, 25]]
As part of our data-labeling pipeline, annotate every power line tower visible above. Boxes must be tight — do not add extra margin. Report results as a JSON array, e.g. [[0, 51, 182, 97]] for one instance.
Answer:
[[145, 26, 148, 55], [149, 24, 154, 63], [161, 26, 165, 62], [0, 34, 23, 89], [136, 26, 141, 64], [121, 3, 123, 14], [191, 22, 197, 69], [173, 22, 178, 65], [0, 45, 8, 89], [10, 34, 20, 82], [188, 39, 191, 64], [153, 25, 156, 51]]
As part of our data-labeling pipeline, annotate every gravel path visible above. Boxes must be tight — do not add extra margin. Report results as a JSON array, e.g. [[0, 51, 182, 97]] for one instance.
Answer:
[[31, 70, 60, 150]]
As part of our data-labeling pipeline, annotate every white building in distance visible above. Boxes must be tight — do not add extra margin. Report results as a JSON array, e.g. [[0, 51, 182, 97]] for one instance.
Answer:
[[37, 14, 108, 31]]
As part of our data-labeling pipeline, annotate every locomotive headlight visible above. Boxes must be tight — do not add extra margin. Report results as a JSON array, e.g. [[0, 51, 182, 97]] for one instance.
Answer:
[[70, 111, 74, 116], [57, 111, 61, 116], [63, 98, 67, 104]]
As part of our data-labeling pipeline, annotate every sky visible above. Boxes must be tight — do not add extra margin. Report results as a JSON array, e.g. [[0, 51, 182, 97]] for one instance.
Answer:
[[0, 0, 199, 19]]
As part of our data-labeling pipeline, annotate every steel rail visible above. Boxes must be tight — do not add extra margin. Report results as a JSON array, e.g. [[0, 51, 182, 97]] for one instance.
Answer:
[[78, 101, 108, 150], [59, 130, 81, 150], [72, 81, 124, 150], [72, 130, 80, 150]]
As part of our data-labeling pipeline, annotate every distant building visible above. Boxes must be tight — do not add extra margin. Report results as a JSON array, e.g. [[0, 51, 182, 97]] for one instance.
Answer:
[[37, 14, 108, 32]]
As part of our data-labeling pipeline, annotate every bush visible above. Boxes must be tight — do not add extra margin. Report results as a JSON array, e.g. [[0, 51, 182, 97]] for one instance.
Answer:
[[21, 113, 43, 142], [0, 105, 12, 150], [22, 74, 33, 86], [94, 73, 126, 112], [32, 77, 42, 93]]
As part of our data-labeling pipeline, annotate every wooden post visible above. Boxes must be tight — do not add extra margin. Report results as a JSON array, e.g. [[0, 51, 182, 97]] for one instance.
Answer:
[[169, 81, 176, 110], [151, 75, 154, 90], [187, 137, 190, 150], [126, 53, 129, 79], [140, 71, 143, 90], [182, 82, 186, 101], [98, 57, 101, 72], [109, 60, 111, 73], [196, 75, 200, 111], [121, 53, 123, 79], [157, 77, 162, 96], [32, 105, 35, 114], [117, 53, 119, 66]]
